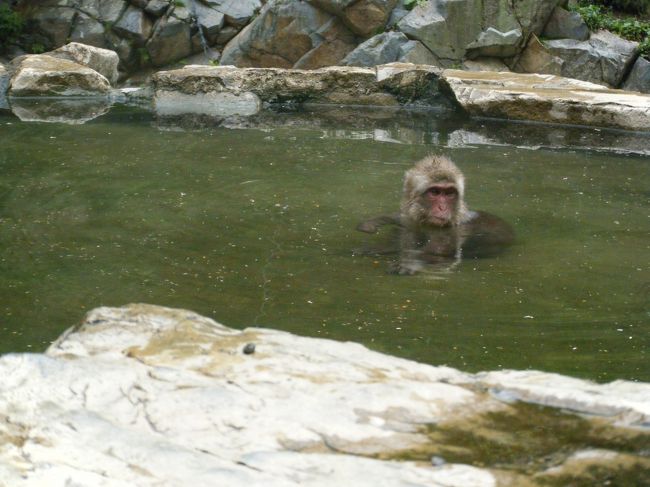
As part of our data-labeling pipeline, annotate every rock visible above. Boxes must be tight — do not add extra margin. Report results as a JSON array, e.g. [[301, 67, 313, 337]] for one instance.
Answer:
[[216, 25, 240, 46], [441, 69, 650, 131], [376, 62, 449, 105], [192, 2, 226, 43], [462, 57, 510, 72], [8, 54, 111, 96], [545, 30, 639, 87], [97, 0, 128, 24], [514, 34, 563, 76], [221, 0, 356, 69], [342, 32, 410, 67], [0, 63, 9, 96], [27, 6, 77, 48], [622, 56, 650, 94], [466, 27, 523, 58], [397, 41, 440, 66], [543, 6, 589, 41], [69, 13, 107, 48], [113, 5, 153, 45], [145, 0, 171, 17], [310, 0, 399, 37], [153, 64, 396, 106], [204, 0, 263, 27], [147, 16, 193, 67], [396, 0, 563, 65], [397, 0, 483, 64], [387, 1, 409, 29], [512, 0, 563, 36], [49, 42, 120, 85], [0, 304, 649, 486]]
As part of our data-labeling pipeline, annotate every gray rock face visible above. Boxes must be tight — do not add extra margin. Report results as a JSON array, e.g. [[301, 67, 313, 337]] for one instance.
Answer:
[[28, 6, 77, 48], [145, 0, 170, 17], [69, 13, 107, 48], [342, 32, 410, 67], [204, 0, 263, 27], [146, 17, 193, 67], [466, 27, 523, 58], [462, 57, 510, 72], [310, 0, 399, 37], [192, 2, 226, 43], [623, 56, 650, 94], [397, 0, 483, 64], [221, 0, 356, 69], [398, 41, 440, 65], [113, 5, 153, 44], [543, 6, 589, 41], [441, 69, 650, 131], [8, 54, 111, 96], [545, 30, 639, 87], [49, 42, 120, 85]]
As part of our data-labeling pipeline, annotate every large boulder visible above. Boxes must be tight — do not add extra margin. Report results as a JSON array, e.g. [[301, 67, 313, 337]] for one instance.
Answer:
[[221, 0, 356, 69], [623, 56, 650, 94], [113, 5, 153, 45], [0, 304, 649, 486], [49, 42, 120, 85], [8, 54, 111, 96], [544, 30, 639, 87], [309, 0, 399, 37], [397, 0, 484, 64], [441, 69, 650, 131], [542, 6, 589, 41], [396, 0, 562, 65]]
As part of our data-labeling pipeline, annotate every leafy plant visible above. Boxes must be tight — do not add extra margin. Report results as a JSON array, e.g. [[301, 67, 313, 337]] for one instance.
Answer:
[[0, 4, 24, 49], [572, 2, 650, 58], [583, 0, 648, 15], [29, 42, 44, 54]]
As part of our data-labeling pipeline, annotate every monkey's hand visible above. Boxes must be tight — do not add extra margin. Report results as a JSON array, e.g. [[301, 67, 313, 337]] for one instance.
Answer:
[[388, 260, 422, 276]]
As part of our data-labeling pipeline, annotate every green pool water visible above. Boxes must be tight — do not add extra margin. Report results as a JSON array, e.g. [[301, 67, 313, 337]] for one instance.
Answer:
[[0, 105, 648, 382]]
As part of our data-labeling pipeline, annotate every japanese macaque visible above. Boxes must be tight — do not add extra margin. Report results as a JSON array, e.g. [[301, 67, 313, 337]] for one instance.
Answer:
[[357, 155, 514, 275]]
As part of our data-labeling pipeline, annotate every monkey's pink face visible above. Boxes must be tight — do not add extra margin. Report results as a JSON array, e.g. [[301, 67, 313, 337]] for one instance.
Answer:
[[423, 184, 458, 226]]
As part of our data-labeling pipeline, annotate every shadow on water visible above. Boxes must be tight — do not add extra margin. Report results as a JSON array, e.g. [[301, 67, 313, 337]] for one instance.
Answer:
[[0, 101, 648, 384]]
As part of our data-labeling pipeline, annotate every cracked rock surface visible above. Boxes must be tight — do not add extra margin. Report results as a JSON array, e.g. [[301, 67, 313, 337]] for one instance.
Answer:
[[0, 304, 649, 486]]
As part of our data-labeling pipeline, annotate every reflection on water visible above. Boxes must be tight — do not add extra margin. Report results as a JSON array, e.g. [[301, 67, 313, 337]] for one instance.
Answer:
[[9, 97, 112, 124], [0, 103, 648, 383]]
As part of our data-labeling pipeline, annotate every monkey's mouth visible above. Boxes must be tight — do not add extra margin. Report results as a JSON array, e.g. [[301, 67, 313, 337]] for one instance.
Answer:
[[427, 216, 452, 227]]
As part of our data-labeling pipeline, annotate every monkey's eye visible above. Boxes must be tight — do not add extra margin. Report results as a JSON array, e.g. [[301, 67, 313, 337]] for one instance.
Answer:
[[427, 187, 442, 196]]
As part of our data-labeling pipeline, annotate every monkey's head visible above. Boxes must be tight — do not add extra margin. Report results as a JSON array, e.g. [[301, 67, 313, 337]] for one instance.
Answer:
[[400, 155, 469, 228]]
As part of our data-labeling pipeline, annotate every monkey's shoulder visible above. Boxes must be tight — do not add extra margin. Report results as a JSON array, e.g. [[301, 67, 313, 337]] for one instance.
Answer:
[[459, 210, 514, 257]]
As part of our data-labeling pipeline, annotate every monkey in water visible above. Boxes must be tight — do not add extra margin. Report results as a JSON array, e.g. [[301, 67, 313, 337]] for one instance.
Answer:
[[357, 155, 514, 275]]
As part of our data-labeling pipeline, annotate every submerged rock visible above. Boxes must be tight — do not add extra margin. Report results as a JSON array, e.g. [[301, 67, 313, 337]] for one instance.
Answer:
[[0, 304, 648, 486]]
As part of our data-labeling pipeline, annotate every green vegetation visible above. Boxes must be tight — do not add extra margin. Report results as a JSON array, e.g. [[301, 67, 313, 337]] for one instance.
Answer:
[[586, 0, 649, 15], [573, 2, 650, 58], [403, 0, 428, 10], [0, 4, 24, 49]]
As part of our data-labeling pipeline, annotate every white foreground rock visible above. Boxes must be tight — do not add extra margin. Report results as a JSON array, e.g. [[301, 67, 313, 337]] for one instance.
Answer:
[[0, 304, 648, 486]]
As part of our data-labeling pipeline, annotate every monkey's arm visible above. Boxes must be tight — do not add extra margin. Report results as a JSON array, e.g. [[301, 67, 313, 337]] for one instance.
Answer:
[[389, 228, 426, 275], [356, 212, 402, 233]]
